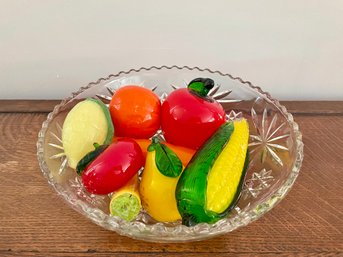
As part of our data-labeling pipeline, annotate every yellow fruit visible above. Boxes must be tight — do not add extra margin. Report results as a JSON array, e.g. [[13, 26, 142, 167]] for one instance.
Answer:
[[140, 151, 182, 222], [62, 98, 114, 169], [206, 119, 249, 213]]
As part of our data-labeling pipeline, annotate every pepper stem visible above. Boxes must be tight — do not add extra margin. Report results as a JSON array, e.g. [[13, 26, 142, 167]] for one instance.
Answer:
[[151, 136, 160, 145], [148, 136, 160, 152], [187, 78, 214, 97]]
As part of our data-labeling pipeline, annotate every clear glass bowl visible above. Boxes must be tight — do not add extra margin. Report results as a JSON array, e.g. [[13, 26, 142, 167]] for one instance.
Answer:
[[37, 66, 303, 242]]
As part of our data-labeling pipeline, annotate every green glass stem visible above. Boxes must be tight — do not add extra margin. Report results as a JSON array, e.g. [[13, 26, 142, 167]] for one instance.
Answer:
[[187, 78, 215, 97]]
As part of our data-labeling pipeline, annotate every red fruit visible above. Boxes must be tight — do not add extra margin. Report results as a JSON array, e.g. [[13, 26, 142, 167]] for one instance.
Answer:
[[81, 138, 144, 195], [161, 78, 226, 149]]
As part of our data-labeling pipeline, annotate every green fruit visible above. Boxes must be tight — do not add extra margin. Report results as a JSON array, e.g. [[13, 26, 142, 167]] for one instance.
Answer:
[[109, 175, 141, 221], [62, 98, 114, 169], [110, 192, 141, 222], [176, 120, 249, 226]]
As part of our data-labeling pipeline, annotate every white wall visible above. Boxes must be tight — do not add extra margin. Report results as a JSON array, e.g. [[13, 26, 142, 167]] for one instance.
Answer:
[[1, 1, 342, 100]]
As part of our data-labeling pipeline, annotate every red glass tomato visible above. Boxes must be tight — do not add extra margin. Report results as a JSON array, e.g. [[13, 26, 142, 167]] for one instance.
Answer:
[[161, 78, 226, 149], [81, 138, 144, 195], [109, 86, 161, 139]]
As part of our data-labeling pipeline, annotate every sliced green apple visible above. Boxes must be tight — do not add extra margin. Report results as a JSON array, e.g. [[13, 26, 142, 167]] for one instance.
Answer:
[[62, 98, 114, 169]]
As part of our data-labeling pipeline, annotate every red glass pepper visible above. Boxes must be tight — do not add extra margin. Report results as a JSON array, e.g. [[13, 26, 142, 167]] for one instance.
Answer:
[[80, 138, 144, 195]]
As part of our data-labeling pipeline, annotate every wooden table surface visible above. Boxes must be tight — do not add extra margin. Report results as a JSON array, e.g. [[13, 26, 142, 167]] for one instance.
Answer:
[[0, 100, 342, 257]]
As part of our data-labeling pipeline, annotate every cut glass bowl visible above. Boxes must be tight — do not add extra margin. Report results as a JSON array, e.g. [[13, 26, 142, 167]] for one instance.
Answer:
[[37, 66, 303, 242]]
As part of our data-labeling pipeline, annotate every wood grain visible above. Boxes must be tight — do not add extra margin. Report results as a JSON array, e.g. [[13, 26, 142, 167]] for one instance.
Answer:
[[0, 101, 342, 257], [0, 100, 61, 113]]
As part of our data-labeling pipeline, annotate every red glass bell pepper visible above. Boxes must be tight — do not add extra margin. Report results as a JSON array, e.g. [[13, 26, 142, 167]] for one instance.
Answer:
[[77, 138, 144, 195]]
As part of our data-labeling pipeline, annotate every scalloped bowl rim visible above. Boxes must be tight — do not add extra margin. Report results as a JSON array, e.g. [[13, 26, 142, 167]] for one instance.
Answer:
[[37, 65, 304, 242]]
